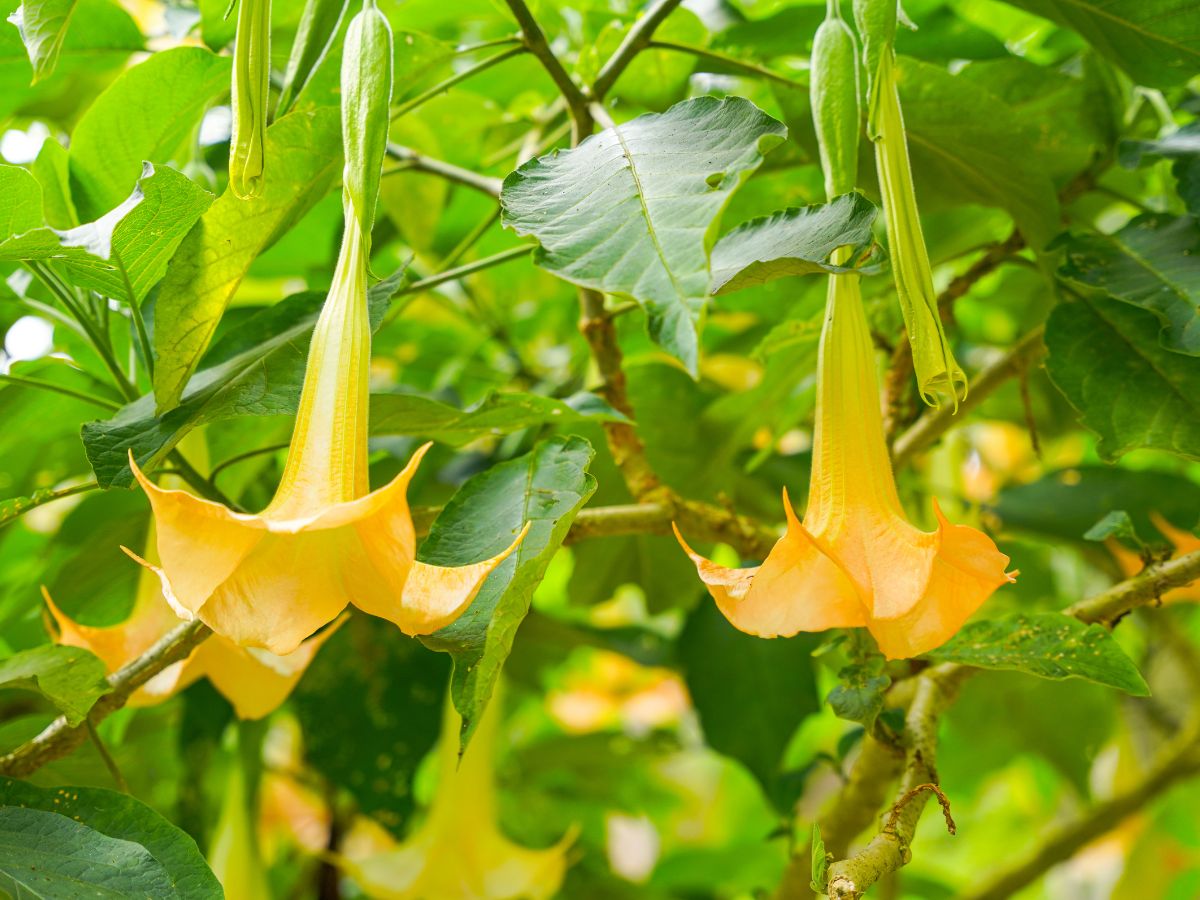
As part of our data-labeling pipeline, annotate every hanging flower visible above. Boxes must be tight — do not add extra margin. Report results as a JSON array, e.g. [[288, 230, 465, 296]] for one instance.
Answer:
[[128, 0, 525, 655], [338, 688, 575, 900], [675, 270, 1014, 659], [229, 0, 271, 199], [43, 529, 344, 719]]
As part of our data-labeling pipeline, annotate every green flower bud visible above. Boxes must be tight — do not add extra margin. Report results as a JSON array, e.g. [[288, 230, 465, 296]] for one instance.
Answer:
[[229, 0, 271, 200]]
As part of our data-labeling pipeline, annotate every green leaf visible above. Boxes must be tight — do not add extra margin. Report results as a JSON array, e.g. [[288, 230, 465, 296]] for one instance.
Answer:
[[501, 96, 787, 373], [678, 599, 821, 811], [710, 192, 881, 295], [31, 135, 77, 228], [6, 0, 75, 84], [1044, 294, 1200, 461], [929, 612, 1151, 696], [291, 615, 448, 834], [0, 163, 213, 307], [1083, 510, 1143, 544], [68, 46, 230, 220], [369, 390, 628, 445], [1055, 215, 1200, 356], [1120, 121, 1200, 220], [828, 662, 891, 730], [810, 824, 828, 895], [153, 105, 343, 414], [998, 0, 1200, 89], [0, 776, 222, 898], [896, 56, 1061, 250], [0, 644, 110, 725], [0, 164, 43, 238], [277, 0, 348, 114], [419, 435, 597, 749]]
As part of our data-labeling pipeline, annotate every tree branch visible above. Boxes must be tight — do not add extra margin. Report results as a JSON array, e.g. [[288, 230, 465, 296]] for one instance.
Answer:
[[890, 326, 1045, 470], [384, 144, 503, 197], [391, 45, 527, 120], [1067, 548, 1200, 625], [501, 0, 591, 138], [959, 714, 1200, 900], [647, 40, 802, 86], [593, 0, 685, 100], [0, 620, 211, 777]]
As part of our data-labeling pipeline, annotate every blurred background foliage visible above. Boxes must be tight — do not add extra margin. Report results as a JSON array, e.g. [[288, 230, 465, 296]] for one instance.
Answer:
[[1, 0, 1199, 897]]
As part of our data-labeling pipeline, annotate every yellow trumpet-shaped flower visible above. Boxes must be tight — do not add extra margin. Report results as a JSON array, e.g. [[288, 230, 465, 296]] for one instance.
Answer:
[[341, 689, 575, 900], [128, 212, 524, 655], [870, 50, 966, 408], [676, 270, 1014, 659], [44, 526, 343, 719]]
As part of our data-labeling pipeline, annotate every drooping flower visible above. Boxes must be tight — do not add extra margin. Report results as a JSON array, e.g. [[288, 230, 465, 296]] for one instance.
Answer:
[[44, 526, 343, 719], [229, 0, 271, 199], [128, 0, 524, 655], [339, 687, 575, 900], [675, 269, 1014, 659], [1109, 514, 1200, 604]]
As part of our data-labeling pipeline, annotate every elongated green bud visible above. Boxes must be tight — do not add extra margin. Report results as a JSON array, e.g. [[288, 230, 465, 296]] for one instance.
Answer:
[[277, 0, 348, 115], [229, 0, 271, 200], [340, 0, 393, 244], [853, 0, 897, 123], [810, 4, 860, 199]]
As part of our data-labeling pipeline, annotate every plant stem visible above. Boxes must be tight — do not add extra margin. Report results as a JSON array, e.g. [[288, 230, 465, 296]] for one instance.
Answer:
[[391, 45, 527, 120], [501, 0, 591, 138], [593, 0, 685, 99], [0, 373, 122, 410], [0, 482, 101, 529], [86, 718, 130, 793], [384, 144, 503, 197], [647, 40, 802, 86]]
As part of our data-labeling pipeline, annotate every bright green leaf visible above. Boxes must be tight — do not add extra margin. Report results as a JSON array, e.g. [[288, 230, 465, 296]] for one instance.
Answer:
[[419, 435, 597, 750], [6, 0, 75, 84], [929, 612, 1151, 696], [0, 644, 110, 725], [501, 96, 787, 373], [31, 135, 77, 228], [0, 164, 43, 238]]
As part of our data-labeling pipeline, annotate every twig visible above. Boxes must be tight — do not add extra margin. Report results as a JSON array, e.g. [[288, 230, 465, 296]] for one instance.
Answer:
[[593, 0, 686, 100], [397, 246, 533, 297], [0, 482, 101, 529], [959, 715, 1200, 900], [890, 326, 1045, 469], [1067, 548, 1200, 625], [391, 46, 527, 120], [501, 0, 591, 137], [384, 144, 503, 197], [0, 620, 212, 777], [85, 718, 129, 793], [647, 40, 802, 86]]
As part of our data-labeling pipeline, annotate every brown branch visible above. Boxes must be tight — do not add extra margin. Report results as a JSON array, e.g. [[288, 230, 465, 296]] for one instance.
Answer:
[[384, 144, 503, 197], [501, 0, 591, 138], [593, 0, 685, 100], [1067, 548, 1200, 625], [890, 326, 1045, 470], [959, 715, 1200, 900], [0, 620, 212, 778]]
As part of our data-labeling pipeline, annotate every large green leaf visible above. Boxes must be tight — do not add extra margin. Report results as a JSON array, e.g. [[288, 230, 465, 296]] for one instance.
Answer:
[[6, 0, 75, 83], [1044, 294, 1200, 461], [709, 192, 881, 295], [0, 163, 213, 306], [929, 612, 1150, 696], [68, 46, 230, 220], [0, 644, 110, 725], [1120, 121, 1200, 218], [0, 164, 43, 238], [0, 776, 222, 898], [897, 56, 1061, 250], [153, 106, 342, 414], [678, 600, 821, 811], [420, 435, 597, 749], [501, 96, 787, 373], [999, 0, 1200, 89], [1056, 215, 1200, 355]]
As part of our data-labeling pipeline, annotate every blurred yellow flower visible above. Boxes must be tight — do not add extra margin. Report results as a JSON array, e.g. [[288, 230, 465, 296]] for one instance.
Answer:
[[340, 689, 575, 899], [676, 270, 1014, 659], [210, 751, 271, 900], [128, 213, 524, 655]]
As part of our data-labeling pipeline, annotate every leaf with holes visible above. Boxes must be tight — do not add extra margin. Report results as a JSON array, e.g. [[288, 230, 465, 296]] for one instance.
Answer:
[[501, 96, 787, 374]]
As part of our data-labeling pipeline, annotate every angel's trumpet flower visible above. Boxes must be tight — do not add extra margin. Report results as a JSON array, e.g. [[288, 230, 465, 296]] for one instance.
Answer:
[[340, 688, 575, 900], [676, 269, 1014, 659], [44, 522, 343, 719], [229, 0, 271, 199], [1109, 514, 1200, 604], [128, 1, 524, 655]]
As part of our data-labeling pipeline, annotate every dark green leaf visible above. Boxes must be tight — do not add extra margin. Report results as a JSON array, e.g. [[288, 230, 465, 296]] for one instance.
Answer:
[[678, 599, 821, 810], [828, 662, 891, 730], [67, 46, 229, 220], [1044, 294, 1200, 461], [419, 435, 597, 750], [710, 192, 882, 295], [1055, 215, 1200, 356], [1083, 510, 1144, 544], [153, 106, 343, 413], [930, 613, 1150, 695], [998, 0, 1200, 89], [1120, 121, 1200, 219], [501, 96, 787, 373], [0, 776, 222, 898], [0, 644, 110, 725]]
